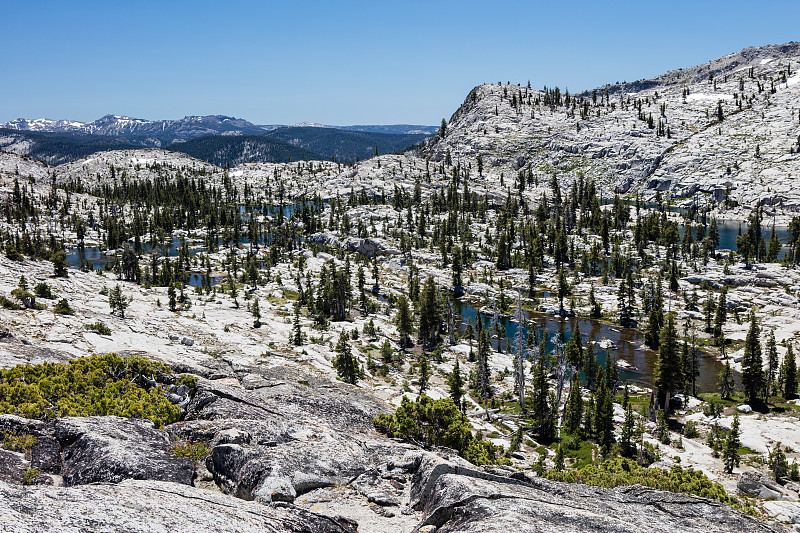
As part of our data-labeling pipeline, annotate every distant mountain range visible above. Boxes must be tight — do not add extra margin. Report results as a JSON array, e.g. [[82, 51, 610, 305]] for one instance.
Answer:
[[0, 114, 437, 144], [0, 115, 434, 166]]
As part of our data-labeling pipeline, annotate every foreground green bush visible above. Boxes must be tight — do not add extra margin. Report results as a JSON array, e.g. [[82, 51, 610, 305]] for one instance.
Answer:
[[544, 457, 756, 515], [374, 395, 508, 466], [0, 353, 181, 428]]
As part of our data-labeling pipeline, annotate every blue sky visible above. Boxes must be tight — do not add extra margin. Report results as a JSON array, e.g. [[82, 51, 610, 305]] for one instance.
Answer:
[[2, 0, 799, 126]]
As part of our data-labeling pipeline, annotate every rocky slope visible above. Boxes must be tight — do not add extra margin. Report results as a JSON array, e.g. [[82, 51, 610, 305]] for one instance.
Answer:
[[425, 42, 800, 212], [0, 372, 786, 533]]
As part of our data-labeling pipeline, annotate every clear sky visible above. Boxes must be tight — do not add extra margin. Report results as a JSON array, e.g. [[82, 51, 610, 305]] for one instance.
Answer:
[[2, 0, 798, 126]]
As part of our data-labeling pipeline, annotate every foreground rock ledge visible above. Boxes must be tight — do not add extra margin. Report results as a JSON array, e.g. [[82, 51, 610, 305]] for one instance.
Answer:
[[408, 452, 788, 533], [0, 478, 357, 533]]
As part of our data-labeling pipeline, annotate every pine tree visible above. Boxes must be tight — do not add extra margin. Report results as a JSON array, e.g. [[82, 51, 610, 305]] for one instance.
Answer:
[[703, 291, 716, 334], [595, 366, 614, 453], [557, 267, 569, 314], [781, 343, 797, 399], [588, 285, 602, 318], [291, 302, 303, 345], [554, 445, 565, 471], [765, 329, 778, 399], [448, 359, 465, 410], [618, 276, 632, 327], [564, 375, 583, 435], [52, 249, 69, 278], [418, 275, 441, 350], [418, 355, 430, 394], [723, 412, 741, 474], [718, 360, 735, 400], [620, 404, 636, 457], [565, 329, 583, 369], [531, 341, 553, 440], [381, 339, 395, 365], [741, 310, 763, 404], [252, 297, 261, 328], [476, 327, 492, 402], [654, 312, 681, 410], [712, 289, 727, 344], [645, 276, 663, 348], [334, 330, 361, 384], [168, 283, 177, 312], [583, 394, 595, 438], [396, 295, 412, 349], [108, 285, 129, 319]]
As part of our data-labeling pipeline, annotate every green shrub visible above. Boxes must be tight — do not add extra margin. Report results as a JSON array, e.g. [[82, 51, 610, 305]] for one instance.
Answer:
[[544, 457, 756, 515], [0, 353, 180, 428], [1, 431, 37, 452], [683, 420, 699, 438], [170, 440, 209, 465], [176, 374, 198, 389], [84, 321, 112, 335], [0, 295, 21, 310], [34, 283, 55, 299], [374, 394, 508, 466], [53, 298, 73, 315], [22, 467, 39, 485]]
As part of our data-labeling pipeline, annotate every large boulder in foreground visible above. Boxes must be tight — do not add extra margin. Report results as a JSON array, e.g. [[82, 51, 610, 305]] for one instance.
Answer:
[[54, 416, 195, 486], [0, 479, 357, 533], [405, 451, 786, 533]]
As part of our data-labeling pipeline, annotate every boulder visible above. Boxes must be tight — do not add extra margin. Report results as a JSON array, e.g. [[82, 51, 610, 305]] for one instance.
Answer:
[[408, 451, 782, 532], [738, 470, 791, 500], [0, 479, 357, 533], [54, 416, 195, 486], [208, 436, 372, 503]]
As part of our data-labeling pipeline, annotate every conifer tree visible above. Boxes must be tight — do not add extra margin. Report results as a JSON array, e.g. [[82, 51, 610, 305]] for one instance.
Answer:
[[531, 340, 553, 440], [168, 283, 177, 312], [620, 404, 636, 457], [378, 340, 393, 367], [712, 289, 727, 344], [588, 285, 602, 318], [52, 249, 69, 278], [396, 295, 412, 349], [595, 366, 614, 453], [252, 297, 261, 328], [704, 291, 716, 334], [654, 312, 681, 410], [418, 355, 430, 394], [723, 412, 741, 474], [742, 310, 764, 404], [291, 302, 303, 345], [718, 359, 735, 400], [583, 393, 595, 439], [417, 276, 441, 349], [564, 375, 583, 435], [476, 327, 492, 402], [765, 329, 778, 399], [335, 330, 361, 384], [108, 285, 129, 319], [782, 343, 797, 399], [645, 276, 663, 348], [449, 359, 465, 410]]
